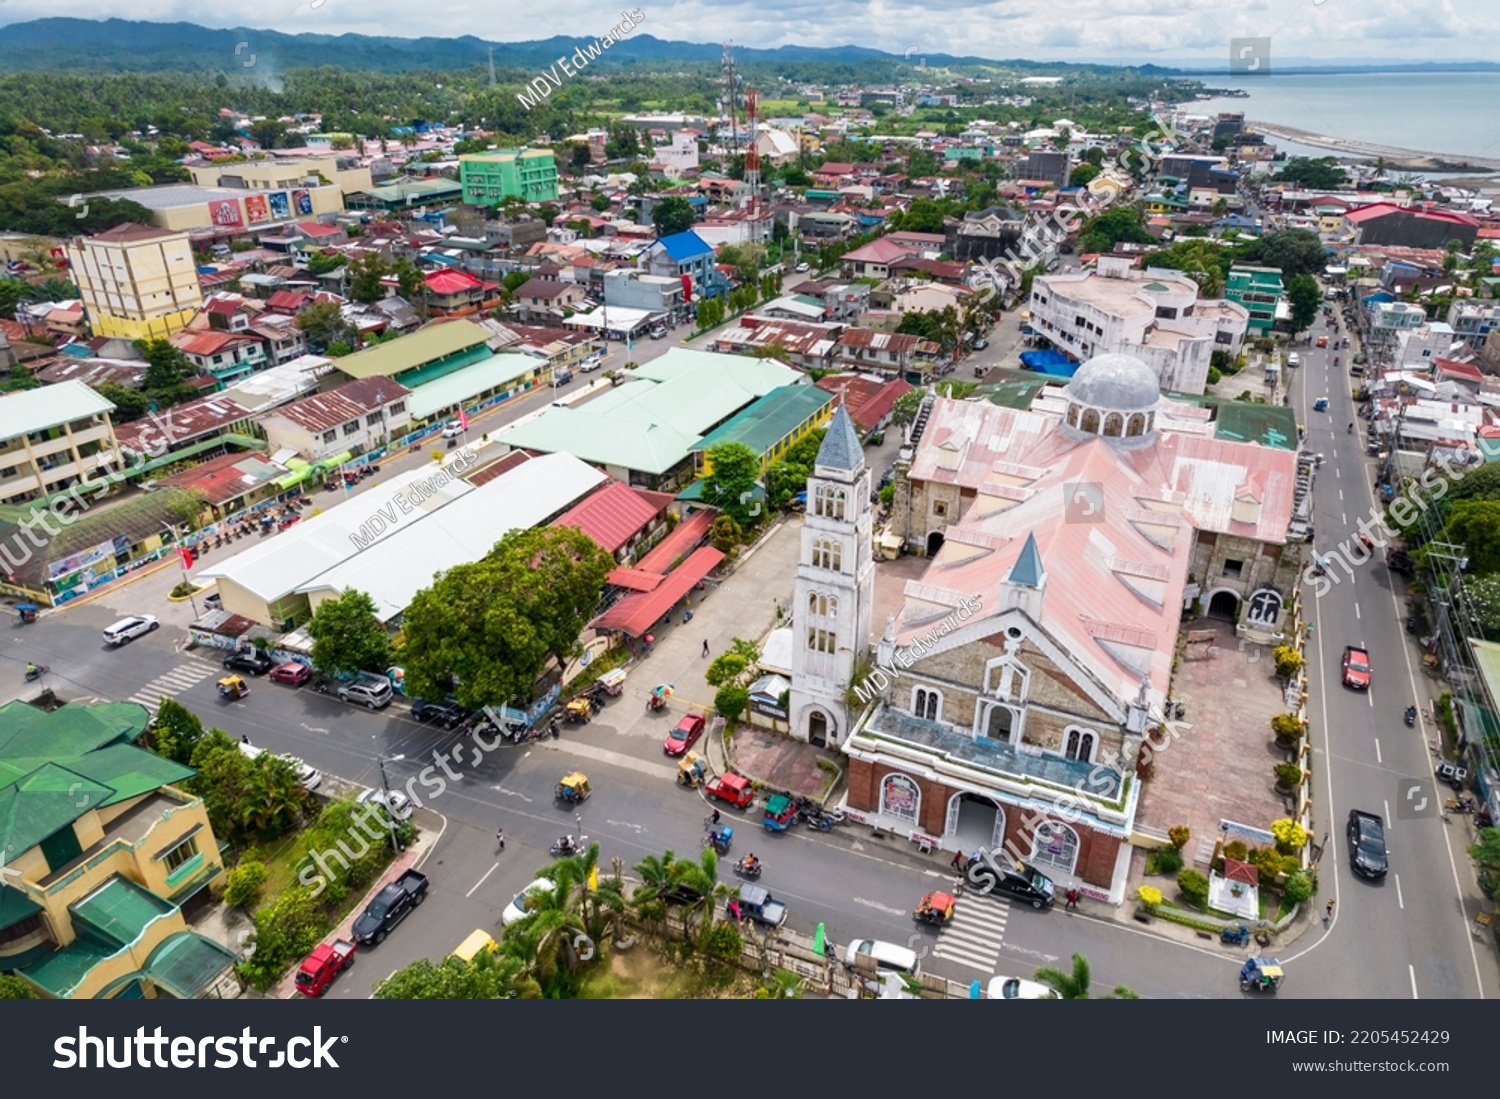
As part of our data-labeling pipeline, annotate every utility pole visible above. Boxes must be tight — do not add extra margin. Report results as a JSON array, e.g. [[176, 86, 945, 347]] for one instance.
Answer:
[[376, 751, 406, 852]]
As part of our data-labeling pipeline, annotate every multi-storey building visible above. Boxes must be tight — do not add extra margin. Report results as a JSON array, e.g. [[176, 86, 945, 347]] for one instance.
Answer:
[[459, 149, 560, 205], [67, 224, 204, 341], [0, 380, 119, 506]]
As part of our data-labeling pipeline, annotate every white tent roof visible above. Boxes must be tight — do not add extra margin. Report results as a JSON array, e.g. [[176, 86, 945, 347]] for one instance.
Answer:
[[194, 464, 474, 601], [296, 451, 607, 621]]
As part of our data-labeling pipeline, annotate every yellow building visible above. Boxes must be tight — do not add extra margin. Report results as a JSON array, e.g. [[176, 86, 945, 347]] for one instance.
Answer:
[[0, 701, 238, 999], [67, 223, 203, 341], [0, 378, 119, 507], [81, 183, 345, 236], [187, 153, 373, 197]]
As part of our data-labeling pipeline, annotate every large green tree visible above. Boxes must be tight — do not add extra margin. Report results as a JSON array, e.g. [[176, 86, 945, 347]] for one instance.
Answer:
[[1439, 501, 1500, 576], [401, 527, 613, 709], [700, 441, 762, 526], [186, 730, 253, 841], [1286, 273, 1322, 337], [295, 299, 351, 352], [1273, 157, 1348, 191], [1244, 229, 1328, 279], [651, 195, 695, 237], [1142, 237, 1240, 297], [308, 588, 391, 677], [1078, 205, 1154, 254], [152, 697, 206, 765]]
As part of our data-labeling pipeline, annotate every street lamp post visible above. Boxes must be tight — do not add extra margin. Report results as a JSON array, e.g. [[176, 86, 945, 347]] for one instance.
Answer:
[[375, 749, 407, 852], [163, 523, 199, 619]]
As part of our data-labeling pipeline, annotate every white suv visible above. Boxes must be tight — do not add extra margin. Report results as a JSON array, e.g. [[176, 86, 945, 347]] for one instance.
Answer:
[[103, 615, 159, 646], [338, 674, 394, 710]]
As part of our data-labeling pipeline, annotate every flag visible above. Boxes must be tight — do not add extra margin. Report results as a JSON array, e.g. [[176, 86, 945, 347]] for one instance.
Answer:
[[458, 408, 469, 431], [179, 547, 194, 569], [587, 865, 598, 892], [814, 922, 826, 957]]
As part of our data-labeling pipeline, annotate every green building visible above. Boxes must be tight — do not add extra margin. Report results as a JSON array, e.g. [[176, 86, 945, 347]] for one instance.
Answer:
[[1225, 265, 1285, 335], [459, 148, 560, 205]]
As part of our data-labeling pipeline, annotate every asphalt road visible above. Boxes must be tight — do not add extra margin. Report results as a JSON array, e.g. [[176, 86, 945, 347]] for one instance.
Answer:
[[1286, 310, 1491, 1000]]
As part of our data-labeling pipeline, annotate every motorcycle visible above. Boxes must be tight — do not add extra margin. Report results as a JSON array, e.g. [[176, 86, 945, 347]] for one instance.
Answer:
[[1404, 705, 1418, 728], [549, 837, 579, 858], [1446, 795, 1475, 814], [24, 664, 48, 681], [733, 858, 762, 880]]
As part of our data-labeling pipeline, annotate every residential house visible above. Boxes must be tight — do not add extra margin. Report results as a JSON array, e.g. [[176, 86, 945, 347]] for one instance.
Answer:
[[833, 328, 924, 377], [711, 318, 843, 371], [841, 237, 920, 280], [1447, 300, 1500, 352], [256, 376, 413, 462], [642, 230, 727, 301], [0, 701, 238, 1000], [169, 329, 268, 384], [1224, 266, 1285, 336], [946, 206, 1026, 264], [813, 372, 913, 436], [603, 270, 686, 314], [511, 278, 588, 323], [550, 481, 676, 565], [422, 268, 502, 318]]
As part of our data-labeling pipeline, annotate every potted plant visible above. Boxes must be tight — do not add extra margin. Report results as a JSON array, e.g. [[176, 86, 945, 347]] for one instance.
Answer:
[[1271, 712, 1303, 749], [1274, 762, 1303, 793]]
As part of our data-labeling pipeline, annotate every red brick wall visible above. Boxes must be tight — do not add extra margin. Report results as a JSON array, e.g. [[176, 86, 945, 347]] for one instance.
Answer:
[[849, 759, 1121, 890]]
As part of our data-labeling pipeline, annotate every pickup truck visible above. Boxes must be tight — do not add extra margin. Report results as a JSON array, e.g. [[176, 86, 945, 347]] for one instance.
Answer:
[[294, 939, 355, 998], [352, 869, 429, 946]]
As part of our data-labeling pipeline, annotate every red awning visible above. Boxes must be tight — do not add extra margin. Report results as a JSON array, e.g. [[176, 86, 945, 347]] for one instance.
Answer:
[[606, 568, 665, 592], [590, 546, 724, 638], [636, 509, 714, 574]]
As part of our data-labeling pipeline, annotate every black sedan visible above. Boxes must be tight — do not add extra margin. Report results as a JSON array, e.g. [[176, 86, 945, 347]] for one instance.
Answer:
[[1347, 809, 1388, 879], [223, 650, 276, 676], [411, 699, 468, 728]]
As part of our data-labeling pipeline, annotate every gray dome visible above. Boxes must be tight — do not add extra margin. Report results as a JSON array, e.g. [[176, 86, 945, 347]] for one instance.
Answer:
[[1064, 353, 1160, 411]]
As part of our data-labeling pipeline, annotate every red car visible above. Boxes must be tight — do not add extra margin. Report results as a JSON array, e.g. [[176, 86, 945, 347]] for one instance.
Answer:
[[269, 662, 312, 686], [294, 939, 355, 997], [665, 712, 706, 756], [1341, 646, 1371, 690]]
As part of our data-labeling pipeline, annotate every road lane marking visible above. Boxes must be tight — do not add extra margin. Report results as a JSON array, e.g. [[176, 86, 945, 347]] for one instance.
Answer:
[[1374, 739, 1381, 764], [1395, 874, 1404, 910], [852, 897, 906, 917], [1339, 489, 1344, 501], [605, 819, 648, 833], [1385, 800, 1391, 823], [467, 862, 499, 897], [1410, 964, 1418, 998], [1354, 603, 1360, 620], [1335, 468, 1340, 479], [1341, 512, 1347, 525]]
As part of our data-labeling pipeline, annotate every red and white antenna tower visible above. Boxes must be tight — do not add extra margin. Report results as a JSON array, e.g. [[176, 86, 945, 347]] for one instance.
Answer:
[[744, 88, 764, 245]]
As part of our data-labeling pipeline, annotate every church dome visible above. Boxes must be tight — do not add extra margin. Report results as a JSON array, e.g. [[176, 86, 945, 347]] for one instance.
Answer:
[[1064, 353, 1160, 411]]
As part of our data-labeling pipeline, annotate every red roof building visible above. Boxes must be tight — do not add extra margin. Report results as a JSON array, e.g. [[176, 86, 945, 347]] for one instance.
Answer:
[[814, 372, 913, 434], [550, 481, 675, 561]]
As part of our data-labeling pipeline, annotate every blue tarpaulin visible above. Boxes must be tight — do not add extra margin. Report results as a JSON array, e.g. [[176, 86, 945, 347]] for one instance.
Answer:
[[1019, 350, 1079, 378]]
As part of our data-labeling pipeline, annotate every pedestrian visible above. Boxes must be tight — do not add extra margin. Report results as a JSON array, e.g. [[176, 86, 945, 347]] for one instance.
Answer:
[[495, 827, 505, 852], [702, 639, 710, 658], [1323, 898, 1334, 926], [951, 849, 965, 872], [711, 808, 721, 826], [1065, 887, 1080, 912]]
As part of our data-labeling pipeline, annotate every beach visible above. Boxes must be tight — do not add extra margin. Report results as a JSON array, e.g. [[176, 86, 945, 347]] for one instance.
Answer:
[[1246, 121, 1500, 174]]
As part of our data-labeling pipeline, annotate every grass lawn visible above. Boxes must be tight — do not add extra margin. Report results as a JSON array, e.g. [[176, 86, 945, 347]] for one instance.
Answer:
[[577, 946, 752, 999]]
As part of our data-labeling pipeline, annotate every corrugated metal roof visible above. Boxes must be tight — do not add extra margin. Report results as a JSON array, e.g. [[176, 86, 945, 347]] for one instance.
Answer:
[[0, 379, 114, 441]]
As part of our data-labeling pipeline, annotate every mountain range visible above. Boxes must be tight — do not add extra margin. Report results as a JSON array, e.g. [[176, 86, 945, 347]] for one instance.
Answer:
[[0, 19, 1496, 77]]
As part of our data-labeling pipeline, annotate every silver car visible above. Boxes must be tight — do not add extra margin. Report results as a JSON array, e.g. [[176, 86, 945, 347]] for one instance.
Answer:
[[103, 615, 159, 646], [338, 675, 394, 710]]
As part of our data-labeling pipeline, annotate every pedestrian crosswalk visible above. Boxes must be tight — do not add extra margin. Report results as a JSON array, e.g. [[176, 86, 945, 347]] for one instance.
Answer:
[[127, 660, 217, 710], [930, 893, 1011, 972]]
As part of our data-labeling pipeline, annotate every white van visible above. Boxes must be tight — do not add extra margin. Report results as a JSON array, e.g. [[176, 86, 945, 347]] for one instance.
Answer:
[[843, 938, 920, 977]]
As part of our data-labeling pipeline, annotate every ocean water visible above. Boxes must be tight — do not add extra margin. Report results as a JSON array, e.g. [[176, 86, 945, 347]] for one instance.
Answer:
[[1187, 72, 1500, 163]]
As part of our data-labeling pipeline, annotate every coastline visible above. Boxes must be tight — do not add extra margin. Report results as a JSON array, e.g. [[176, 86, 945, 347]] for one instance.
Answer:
[[1246, 120, 1500, 174]]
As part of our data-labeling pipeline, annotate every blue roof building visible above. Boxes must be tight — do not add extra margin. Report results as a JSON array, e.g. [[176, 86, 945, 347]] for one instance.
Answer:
[[644, 230, 729, 301]]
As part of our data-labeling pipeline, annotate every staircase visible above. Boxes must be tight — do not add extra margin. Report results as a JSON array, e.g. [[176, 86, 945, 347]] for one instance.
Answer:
[[1287, 451, 1316, 542], [908, 394, 936, 448]]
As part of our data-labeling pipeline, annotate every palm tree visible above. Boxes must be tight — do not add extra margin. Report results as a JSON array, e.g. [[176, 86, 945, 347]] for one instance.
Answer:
[[237, 756, 304, 836], [671, 847, 732, 952], [1034, 953, 1138, 999], [504, 860, 589, 996]]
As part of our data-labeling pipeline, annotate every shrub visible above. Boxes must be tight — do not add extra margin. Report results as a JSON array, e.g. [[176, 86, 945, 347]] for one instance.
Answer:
[[1274, 762, 1304, 789], [1273, 645, 1303, 679], [1167, 824, 1190, 851], [1283, 871, 1314, 905], [1272, 818, 1308, 854], [1206, 365, 1222, 385], [714, 685, 749, 722], [223, 859, 268, 909], [1254, 846, 1286, 880], [1137, 885, 1163, 910], [1223, 840, 1248, 862], [170, 581, 198, 599], [1177, 867, 1210, 909], [1271, 713, 1303, 743], [1147, 846, 1183, 875]]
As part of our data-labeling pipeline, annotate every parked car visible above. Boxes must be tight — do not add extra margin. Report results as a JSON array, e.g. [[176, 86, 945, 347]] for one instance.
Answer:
[[269, 662, 312, 686], [294, 940, 355, 997], [339, 673, 394, 710], [441, 421, 465, 439], [295, 759, 322, 792], [357, 786, 411, 819], [649, 326, 668, 339], [411, 699, 467, 728], [972, 337, 988, 351], [988, 975, 1060, 1000], [1286, 352, 1301, 368], [223, 650, 276, 676], [1347, 809, 1388, 879], [1341, 646, 1371, 690], [103, 615, 158, 646], [795, 262, 810, 273], [551, 369, 573, 387], [664, 712, 707, 756], [351, 870, 429, 946], [502, 877, 555, 926], [967, 853, 1056, 909], [203, 591, 222, 610], [734, 884, 788, 927]]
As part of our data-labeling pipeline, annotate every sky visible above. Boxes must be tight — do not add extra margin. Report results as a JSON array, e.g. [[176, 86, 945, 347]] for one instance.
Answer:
[[0, 0, 1494, 67]]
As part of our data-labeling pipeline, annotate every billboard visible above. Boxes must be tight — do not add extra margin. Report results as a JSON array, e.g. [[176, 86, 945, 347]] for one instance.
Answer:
[[244, 194, 270, 224], [268, 191, 291, 220], [209, 199, 243, 228], [292, 189, 313, 216]]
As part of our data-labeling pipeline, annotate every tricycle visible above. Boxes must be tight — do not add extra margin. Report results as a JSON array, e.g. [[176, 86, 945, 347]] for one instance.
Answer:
[[1220, 924, 1251, 946], [565, 697, 594, 724], [763, 794, 798, 833], [914, 890, 957, 927], [14, 602, 37, 625], [1239, 956, 1283, 993], [1313, 397, 1329, 412], [597, 667, 627, 697], [677, 752, 707, 789], [555, 772, 591, 804], [704, 825, 733, 855], [217, 674, 249, 700], [294, 939, 355, 998]]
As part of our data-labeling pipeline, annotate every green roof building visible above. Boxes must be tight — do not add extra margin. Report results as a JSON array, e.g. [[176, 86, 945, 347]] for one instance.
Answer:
[[693, 384, 834, 475], [1225, 265, 1285, 335], [0, 701, 236, 999], [460, 148, 560, 205]]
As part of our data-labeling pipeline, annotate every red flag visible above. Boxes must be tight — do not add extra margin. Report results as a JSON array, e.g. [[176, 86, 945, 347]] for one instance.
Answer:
[[458, 408, 469, 431], [179, 547, 194, 569]]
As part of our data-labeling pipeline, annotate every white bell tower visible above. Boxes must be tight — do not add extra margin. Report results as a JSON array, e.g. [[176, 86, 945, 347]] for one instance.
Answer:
[[788, 402, 873, 748]]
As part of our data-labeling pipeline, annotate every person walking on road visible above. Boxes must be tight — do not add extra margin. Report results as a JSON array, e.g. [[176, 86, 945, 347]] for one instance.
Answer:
[[1323, 898, 1334, 927], [950, 849, 965, 872], [1065, 887, 1080, 912], [702, 639, 710, 658], [495, 827, 505, 852]]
